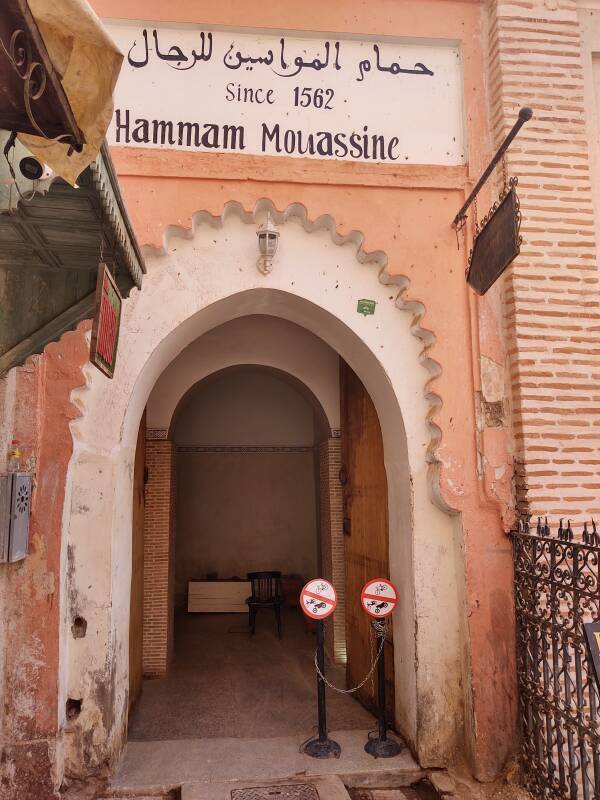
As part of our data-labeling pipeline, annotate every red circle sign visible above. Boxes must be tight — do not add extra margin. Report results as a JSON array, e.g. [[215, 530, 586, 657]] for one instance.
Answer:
[[361, 579, 398, 618], [300, 578, 337, 619]]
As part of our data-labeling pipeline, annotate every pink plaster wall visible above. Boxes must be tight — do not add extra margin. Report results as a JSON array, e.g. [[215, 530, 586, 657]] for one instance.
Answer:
[[0, 0, 519, 792], [0, 324, 90, 799], [94, 0, 516, 771]]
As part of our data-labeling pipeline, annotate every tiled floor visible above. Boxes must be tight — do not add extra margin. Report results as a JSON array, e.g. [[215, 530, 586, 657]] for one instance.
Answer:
[[115, 609, 419, 794], [128, 608, 375, 741]]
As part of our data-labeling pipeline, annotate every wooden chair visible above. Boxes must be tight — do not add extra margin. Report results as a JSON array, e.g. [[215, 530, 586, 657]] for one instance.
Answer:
[[246, 571, 282, 638]]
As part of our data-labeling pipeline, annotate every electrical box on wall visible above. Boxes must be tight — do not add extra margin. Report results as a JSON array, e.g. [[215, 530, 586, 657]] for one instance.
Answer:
[[0, 474, 32, 562]]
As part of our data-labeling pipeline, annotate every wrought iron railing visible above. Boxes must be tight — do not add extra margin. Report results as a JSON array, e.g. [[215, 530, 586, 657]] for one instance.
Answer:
[[512, 519, 600, 800]]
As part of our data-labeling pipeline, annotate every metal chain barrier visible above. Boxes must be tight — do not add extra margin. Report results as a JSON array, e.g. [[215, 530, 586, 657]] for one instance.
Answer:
[[314, 618, 386, 694]]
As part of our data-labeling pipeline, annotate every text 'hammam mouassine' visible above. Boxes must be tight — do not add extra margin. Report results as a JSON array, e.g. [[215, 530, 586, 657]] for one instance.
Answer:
[[114, 109, 406, 161]]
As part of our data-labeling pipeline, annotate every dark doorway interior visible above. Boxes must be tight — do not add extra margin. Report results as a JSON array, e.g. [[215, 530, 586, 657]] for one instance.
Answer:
[[128, 357, 395, 743], [171, 366, 327, 614]]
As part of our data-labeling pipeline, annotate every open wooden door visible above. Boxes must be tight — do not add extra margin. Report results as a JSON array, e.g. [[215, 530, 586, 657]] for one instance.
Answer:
[[340, 361, 395, 724], [129, 410, 146, 712]]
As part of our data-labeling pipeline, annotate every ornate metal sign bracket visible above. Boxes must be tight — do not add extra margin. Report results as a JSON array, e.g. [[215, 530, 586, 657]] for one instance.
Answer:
[[453, 107, 532, 295], [452, 107, 532, 230]]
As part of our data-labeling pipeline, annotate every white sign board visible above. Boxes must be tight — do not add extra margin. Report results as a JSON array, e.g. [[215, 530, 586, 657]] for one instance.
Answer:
[[105, 21, 465, 166]]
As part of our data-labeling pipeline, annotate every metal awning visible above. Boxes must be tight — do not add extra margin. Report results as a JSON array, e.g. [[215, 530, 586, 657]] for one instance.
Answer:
[[0, 0, 84, 151], [0, 140, 145, 374]]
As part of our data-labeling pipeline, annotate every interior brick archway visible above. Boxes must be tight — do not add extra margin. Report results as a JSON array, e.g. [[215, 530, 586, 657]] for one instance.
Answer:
[[140, 363, 347, 678]]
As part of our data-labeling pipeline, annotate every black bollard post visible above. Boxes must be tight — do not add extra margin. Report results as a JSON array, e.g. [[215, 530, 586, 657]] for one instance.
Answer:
[[302, 619, 341, 758], [365, 620, 402, 758]]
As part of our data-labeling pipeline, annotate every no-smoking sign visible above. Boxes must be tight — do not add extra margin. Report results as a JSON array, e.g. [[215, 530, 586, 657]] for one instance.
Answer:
[[361, 579, 398, 618], [300, 578, 337, 619]]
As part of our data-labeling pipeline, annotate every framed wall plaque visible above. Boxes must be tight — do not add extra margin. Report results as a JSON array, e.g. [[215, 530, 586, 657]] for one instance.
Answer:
[[90, 262, 122, 378]]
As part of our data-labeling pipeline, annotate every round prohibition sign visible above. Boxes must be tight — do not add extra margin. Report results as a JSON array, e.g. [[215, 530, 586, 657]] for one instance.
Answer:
[[361, 578, 398, 618], [300, 578, 337, 619]]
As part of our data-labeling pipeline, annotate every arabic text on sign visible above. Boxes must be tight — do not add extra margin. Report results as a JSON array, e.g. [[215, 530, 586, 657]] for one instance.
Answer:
[[126, 29, 436, 83], [107, 22, 465, 166]]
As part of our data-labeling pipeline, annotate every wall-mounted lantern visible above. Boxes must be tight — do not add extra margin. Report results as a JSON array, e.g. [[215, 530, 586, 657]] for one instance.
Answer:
[[256, 214, 280, 275]]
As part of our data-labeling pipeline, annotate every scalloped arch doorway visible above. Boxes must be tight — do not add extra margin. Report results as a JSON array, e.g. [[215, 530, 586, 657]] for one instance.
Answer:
[[62, 202, 467, 777]]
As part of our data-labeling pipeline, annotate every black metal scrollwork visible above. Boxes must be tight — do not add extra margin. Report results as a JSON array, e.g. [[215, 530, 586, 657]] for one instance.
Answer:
[[0, 6, 84, 153], [511, 519, 600, 800], [1, 27, 50, 139]]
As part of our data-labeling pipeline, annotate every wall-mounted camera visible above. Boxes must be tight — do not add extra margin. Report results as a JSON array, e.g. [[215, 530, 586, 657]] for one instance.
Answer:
[[0, 130, 58, 212], [19, 157, 53, 182]]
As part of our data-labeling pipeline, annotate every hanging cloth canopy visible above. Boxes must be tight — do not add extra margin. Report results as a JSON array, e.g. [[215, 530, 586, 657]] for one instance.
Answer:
[[15, 0, 123, 185]]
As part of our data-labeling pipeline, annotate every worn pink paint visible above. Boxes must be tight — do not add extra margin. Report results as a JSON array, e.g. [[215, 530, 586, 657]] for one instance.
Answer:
[[1, 325, 90, 799], [0, 0, 521, 793]]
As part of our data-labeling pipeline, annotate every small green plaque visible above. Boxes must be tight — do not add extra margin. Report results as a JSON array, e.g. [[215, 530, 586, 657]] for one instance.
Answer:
[[357, 299, 377, 316]]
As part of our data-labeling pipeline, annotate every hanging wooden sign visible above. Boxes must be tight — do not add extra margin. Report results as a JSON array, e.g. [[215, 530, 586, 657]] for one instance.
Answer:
[[466, 178, 522, 295], [90, 263, 122, 378]]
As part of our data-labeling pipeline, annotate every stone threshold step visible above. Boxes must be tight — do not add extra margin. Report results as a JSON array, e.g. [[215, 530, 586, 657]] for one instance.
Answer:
[[109, 731, 423, 791], [99, 788, 180, 800], [99, 771, 443, 800]]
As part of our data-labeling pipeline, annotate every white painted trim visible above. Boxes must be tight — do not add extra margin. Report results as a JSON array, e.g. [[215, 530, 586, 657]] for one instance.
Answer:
[[60, 199, 466, 774], [147, 316, 341, 434]]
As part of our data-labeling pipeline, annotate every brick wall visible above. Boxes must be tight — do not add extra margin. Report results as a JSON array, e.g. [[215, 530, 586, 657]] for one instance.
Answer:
[[318, 438, 346, 663], [488, 0, 600, 522], [142, 436, 176, 676]]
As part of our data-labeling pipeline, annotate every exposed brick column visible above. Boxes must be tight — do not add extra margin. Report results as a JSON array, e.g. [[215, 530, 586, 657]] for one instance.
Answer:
[[487, 0, 600, 523], [142, 433, 176, 677], [318, 437, 346, 664]]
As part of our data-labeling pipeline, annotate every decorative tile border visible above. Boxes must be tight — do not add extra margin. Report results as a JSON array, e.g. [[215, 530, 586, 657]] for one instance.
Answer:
[[146, 428, 168, 440], [178, 445, 314, 453]]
